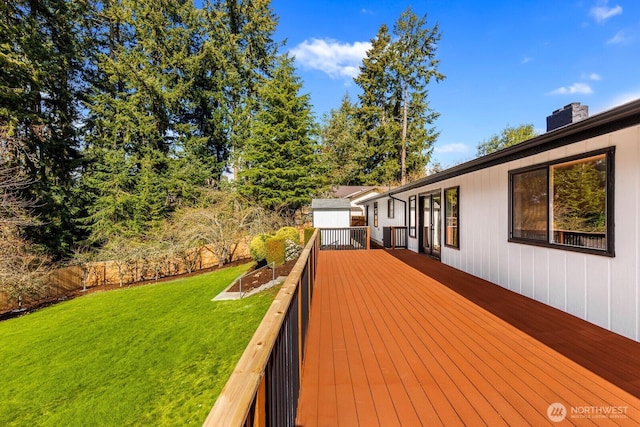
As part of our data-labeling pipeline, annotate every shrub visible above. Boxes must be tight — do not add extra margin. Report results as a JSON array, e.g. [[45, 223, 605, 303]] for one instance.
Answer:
[[285, 240, 302, 262], [265, 237, 286, 267], [275, 226, 300, 244], [249, 234, 271, 262], [303, 228, 316, 245]]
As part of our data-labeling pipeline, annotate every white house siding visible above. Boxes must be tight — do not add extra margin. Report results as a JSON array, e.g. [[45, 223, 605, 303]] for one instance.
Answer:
[[367, 197, 406, 245], [366, 124, 640, 342], [313, 209, 350, 228]]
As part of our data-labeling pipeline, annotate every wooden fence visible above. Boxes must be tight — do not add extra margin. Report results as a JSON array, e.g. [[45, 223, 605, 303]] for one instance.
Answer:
[[0, 242, 251, 313]]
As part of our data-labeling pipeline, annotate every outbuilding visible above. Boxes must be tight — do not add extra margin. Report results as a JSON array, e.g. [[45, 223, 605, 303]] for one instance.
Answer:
[[311, 198, 352, 229]]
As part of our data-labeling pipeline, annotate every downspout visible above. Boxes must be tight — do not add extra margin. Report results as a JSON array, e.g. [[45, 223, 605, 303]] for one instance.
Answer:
[[389, 195, 407, 249], [389, 195, 407, 226]]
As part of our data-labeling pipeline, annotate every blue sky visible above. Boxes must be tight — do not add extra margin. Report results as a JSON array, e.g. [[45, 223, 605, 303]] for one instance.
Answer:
[[270, 0, 640, 168]]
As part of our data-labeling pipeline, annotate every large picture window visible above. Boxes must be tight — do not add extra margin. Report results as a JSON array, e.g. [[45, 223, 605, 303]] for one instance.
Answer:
[[509, 148, 614, 256], [444, 187, 459, 248]]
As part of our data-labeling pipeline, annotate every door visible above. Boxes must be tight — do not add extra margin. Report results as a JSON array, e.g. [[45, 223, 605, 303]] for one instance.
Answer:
[[420, 192, 442, 259]]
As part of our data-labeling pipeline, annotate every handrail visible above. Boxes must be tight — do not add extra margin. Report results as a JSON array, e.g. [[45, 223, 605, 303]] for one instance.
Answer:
[[203, 229, 319, 427]]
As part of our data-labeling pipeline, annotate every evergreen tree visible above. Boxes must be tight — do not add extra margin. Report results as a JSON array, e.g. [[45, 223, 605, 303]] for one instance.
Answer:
[[178, 4, 232, 186], [81, 0, 197, 242], [553, 157, 606, 232], [354, 24, 397, 186], [238, 55, 325, 220], [211, 0, 280, 179], [0, 0, 87, 257], [353, 8, 444, 185], [320, 94, 367, 185], [391, 7, 444, 184]]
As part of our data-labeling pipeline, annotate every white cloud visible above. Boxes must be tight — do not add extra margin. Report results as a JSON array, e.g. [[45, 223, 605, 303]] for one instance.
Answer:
[[589, 1, 622, 23], [361, 8, 374, 15], [521, 56, 533, 64], [290, 38, 371, 79], [548, 83, 594, 95], [606, 29, 630, 44], [435, 143, 470, 154], [586, 73, 601, 80]]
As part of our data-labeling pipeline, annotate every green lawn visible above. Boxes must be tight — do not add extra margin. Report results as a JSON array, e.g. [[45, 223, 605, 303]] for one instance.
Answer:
[[0, 263, 278, 426]]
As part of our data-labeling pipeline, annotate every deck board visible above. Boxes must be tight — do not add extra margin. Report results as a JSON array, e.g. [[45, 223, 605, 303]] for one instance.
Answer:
[[296, 250, 640, 426]]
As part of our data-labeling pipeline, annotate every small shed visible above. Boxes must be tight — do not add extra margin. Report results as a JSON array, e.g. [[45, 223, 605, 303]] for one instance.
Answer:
[[311, 199, 351, 228]]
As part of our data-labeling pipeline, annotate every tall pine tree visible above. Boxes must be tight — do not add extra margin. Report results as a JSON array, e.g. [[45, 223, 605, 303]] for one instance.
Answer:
[[0, 0, 86, 257], [391, 7, 444, 184], [354, 24, 398, 186], [238, 55, 325, 220], [320, 94, 367, 185], [212, 0, 280, 179], [81, 0, 196, 242], [352, 7, 444, 185]]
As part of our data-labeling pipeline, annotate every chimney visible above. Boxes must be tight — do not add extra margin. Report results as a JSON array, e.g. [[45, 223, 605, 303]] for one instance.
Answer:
[[546, 102, 588, 132]]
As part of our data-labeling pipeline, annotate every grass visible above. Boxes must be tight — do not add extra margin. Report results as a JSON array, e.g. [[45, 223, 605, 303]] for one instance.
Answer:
[[0, 263, 279, 426]]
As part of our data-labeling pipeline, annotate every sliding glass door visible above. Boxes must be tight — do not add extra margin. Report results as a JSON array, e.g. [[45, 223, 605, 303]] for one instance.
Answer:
[[420, 191, 441, 259]]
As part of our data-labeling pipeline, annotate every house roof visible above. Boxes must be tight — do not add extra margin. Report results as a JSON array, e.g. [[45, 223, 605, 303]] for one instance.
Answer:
[[361, 97, 640, 203], [331, 186, 383, 199], [311, 198, 352, 210]]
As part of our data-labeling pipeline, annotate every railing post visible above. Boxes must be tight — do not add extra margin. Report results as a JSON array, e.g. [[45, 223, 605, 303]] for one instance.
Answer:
[[254, 377, 266, 427], [391, 226, 396, 249], [366, 226, 371, 250]]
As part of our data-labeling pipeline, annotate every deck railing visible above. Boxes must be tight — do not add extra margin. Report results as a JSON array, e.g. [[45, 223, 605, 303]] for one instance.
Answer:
[[383, 226, 407, 249], [517, 229, 606, 250], [553, 229, 606, 250], [318, 226, 370, 250], [203, 229, 319, 427]]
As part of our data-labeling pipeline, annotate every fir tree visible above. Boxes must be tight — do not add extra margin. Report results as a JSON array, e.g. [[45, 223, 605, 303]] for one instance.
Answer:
[[238, 55, 326, 220], [211, 0, 280, 179], [320, 94, 367, 185], [81, 0, 196, 242], [353, 7, 444, 185], [0, 0, 87, 257]]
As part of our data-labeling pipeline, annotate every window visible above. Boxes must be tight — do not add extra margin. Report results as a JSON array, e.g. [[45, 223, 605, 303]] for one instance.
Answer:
[[444, 187, 459, 248], [373, 202, 378, 227], [388, 199, 394, 218], [409, 196, 416, 237], [509, 148, 614, 256], [511, 168, 548, 241]]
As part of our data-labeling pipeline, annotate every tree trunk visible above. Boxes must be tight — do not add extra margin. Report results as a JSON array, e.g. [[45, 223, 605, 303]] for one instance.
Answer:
[[400, 85, 408, 185]]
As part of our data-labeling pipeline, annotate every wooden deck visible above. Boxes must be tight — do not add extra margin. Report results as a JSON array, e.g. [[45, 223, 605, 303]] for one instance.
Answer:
[[296, 250, 640, 426]]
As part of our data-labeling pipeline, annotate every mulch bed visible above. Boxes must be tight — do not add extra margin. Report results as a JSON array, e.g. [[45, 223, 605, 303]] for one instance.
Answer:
[[225, 258, 297, 293]]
